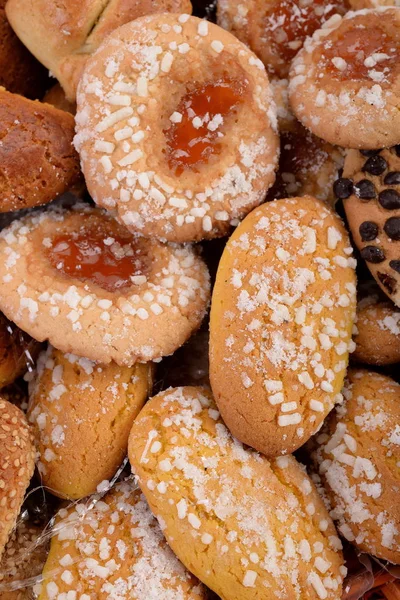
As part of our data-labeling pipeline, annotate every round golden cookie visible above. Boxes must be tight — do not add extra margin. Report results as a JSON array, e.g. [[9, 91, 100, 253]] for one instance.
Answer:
[[217, 0, 349, 79], [270, 78, 297, 132], [310, 369, 400, 564], [0, 88, 81, 213], [0, 205, 210, 365], [129, 386, 346, 600], [39, 479, 207, 600], [43, 84, 76, 115], [75, 14, 279, 243], [209, 196, 357, 458], [339, 147, 400, 306], [6, 0, 192, 102], [0, 398, 35, 559], [27, 345, 153, 499], [353, 296, 400, 365], [0, 313, 41, 389], [289, 8, 400, 149]]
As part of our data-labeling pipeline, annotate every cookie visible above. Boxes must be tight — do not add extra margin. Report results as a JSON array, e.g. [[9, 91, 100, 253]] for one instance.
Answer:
[[0, 313, 41, 389], [129, 386, 346, 600], [209, 196, 357, 457], [340, 146, 400, 306], [353, 295, 400, 365], [43, 84, 76, 115], [309, 369, 400, 564], [349, 0, 400, 7], [217, 0, 349, 79], [75, 13, 279, 243], [270, 78, 297, 132], [27, 345, 153, 499], [0, 398, 35, 559], [38, 479, 207, 600], [0, 205, 210, 365], [6, 0, 192, 101], [289, 8, 400, 149], [0, 88, 81, 213]]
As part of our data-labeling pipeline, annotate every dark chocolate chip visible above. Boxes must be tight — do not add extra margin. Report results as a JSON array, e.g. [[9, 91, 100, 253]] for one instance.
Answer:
[[360, 246, 386, 263], [384, 171, 400, 185], [359, 221, 379, 241], [378, 189, 400, 209], [384, 217, 400, 240], [354, 179, 376, 200], [333, 178, 353, 199], [360, 149, 380, 157], [362, 155, 387, 176], [390, 260, 400, 274], [378, 272, 397, 294]]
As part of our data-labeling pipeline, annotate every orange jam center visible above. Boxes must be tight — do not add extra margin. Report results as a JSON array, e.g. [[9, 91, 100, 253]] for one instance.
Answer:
[[164, 79, 246, 175], [264, 0, 348, 63], [47, 226, 147, 292], [324, 26, 398, 80]]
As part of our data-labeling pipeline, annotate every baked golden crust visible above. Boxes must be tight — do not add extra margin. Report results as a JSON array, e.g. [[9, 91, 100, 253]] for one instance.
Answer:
[[0, 89, 81, 212], [0, 398, 35, 560], [28, 345, 153, 499], [43, 84, 76, 115], [353, 297, 400, 365], [310, 369, 400, 563], [209, 196, 357, 457], [129, 386, 345, 600], [39, 480, 207, 600], [6, 0, 192, 100]]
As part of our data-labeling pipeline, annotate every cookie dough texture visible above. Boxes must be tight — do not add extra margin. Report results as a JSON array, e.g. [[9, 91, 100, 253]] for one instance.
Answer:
[[0, 312, 41, 388], [0, 89, 81, 212], [0, 206, 210, 365], [209, 196, 357, 457], [342, 147, 400, 307], [289, 9, 400, 149], [27, 345, 153, 499], [6, 0, 192, 101], [75, 14, 279, 243], [310, 370, 400, 563], [0, 399, 35, 559], [39, 480, 207, 600], [129, 387, 345, 600], [353, 296, 400, 365]]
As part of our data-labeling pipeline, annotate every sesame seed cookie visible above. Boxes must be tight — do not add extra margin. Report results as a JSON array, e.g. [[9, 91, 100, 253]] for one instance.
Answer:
[[217, 0, 349, 79], [39, 480, 207, 600], [339, 147, 400, 306], [27, 345, 153, 499], [0, 89, 81, 213], [353, 295, 400, 365], [0, 205, 210, 365], [0, 398, 35, 559], [0, 313, 41, 389], [209, 196, 357, 458], [75, 14, 279, 243], [6, 0, 192, 102], [310, 369, 400, 564], [289, 8, 400, 149], [129, 386, 346, 600]]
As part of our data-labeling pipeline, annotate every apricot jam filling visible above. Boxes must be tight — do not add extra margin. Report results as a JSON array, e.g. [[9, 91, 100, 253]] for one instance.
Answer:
[[324, 25, 399, 81], [263, 0, 348, 63], [47, 224, 148, 293], [164, 78, 247, 175]]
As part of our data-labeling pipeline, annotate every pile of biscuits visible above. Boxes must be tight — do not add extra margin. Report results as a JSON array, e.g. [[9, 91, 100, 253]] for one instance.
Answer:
[[0, 0, 399, 599]]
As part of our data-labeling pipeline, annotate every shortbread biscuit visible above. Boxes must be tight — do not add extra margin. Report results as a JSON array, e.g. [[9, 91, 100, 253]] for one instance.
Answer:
[[353, 296, 400, 365], [0, 206, 210, 365], [75, 14, 279, 243], [289, 9, 400, 149], [0, 313, 41, 388], [340, 147, 400, 306], [0, 398, 35, 559], [129, 386, 346, 600], [209, 196, 357, 457], [28, 345, 153, 499], [39, 480, 207, 600], [6, 0, 192, 101], [217, 0, 349, 79], [310, 369, 400, 564], [0, 89, 81, 212]]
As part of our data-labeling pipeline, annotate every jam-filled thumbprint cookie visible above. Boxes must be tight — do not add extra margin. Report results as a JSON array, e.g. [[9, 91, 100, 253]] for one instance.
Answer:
[[337, 146, 400, 306], [289, 8, 400, 149], [75, 14, 279, 243], [0, 206, 210, 365], [217, 0, 349, 79]]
